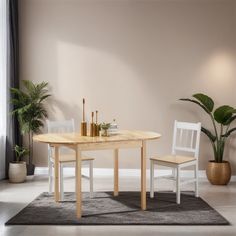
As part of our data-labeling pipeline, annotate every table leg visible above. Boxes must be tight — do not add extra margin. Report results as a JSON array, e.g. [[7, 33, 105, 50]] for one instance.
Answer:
[[141, 141, 147, 210], [76, 146, 82, 218], [54, 146, 60, 202], [114, 149, 119, 196]]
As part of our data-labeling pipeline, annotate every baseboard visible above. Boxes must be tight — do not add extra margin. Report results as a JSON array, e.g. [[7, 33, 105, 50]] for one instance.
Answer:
[[35, 167, 236, 181]]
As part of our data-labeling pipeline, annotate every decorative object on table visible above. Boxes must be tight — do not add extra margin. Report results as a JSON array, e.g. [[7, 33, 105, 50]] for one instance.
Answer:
[[109, 119, 119, 135], [6, 191, 229, 225], [90, 112, 96, 137], [94, 110, 100, 136], [180, 93, 236, 185], [80, 98, 87, 136], [9, 145, 29, 183], [100, 122, 111, 137], [11, 80, 51, 176]]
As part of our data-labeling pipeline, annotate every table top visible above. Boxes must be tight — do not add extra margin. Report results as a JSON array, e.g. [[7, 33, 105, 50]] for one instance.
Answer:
[[33, 130, 161, 145]]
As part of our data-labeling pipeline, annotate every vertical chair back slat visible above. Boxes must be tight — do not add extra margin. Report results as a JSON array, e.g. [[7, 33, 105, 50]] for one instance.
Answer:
[[190, 130, 194, 149], [171, 120, 201, 159]]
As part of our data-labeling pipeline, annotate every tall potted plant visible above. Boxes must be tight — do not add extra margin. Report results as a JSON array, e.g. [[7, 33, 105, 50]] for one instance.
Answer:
[[180, 93, 236, 185], [11, 80, 51, 175]]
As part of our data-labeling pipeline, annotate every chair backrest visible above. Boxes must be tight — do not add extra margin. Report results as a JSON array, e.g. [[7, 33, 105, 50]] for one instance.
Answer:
[[46, 119, 75, 133], [171, 120, 201, 159], [46, 119, 75, 155]]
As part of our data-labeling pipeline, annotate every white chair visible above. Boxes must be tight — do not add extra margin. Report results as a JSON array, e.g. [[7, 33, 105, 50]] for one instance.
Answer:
[[47, 119, 94, 200], [150, 120, 201, 204]]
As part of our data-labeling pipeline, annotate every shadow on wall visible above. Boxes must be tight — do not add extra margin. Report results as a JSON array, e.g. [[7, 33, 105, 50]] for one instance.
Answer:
[[20, 0, 236, 170], [48, 99, 82, 130], [51, 0, 235, 124]]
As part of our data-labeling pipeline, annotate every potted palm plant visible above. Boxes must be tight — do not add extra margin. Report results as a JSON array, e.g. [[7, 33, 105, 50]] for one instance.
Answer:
[[9, 145, 29, 183], [180, 93, 236, 185], [11, 80, 51, 175]]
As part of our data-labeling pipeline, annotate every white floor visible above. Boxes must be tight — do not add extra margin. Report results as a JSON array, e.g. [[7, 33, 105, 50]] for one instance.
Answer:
[[0, 174, 236, 236]]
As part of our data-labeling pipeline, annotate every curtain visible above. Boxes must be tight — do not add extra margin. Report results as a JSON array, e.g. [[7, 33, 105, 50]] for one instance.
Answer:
[[0, 0, 7, 179], [5, 0, 21, 178]]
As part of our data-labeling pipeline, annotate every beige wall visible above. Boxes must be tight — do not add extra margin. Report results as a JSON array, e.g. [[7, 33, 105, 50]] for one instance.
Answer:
[[19, 0, 236, 172]]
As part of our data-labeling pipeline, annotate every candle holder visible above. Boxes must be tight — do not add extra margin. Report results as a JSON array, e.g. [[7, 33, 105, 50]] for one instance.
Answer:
[[81, 121, 87, 136], [90, 112, 96, 137], [80, 98, 87, 136], [94, 110, 100, 136]]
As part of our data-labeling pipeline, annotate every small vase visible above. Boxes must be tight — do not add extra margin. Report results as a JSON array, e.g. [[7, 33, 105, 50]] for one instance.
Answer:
[[102, 129, 109, 137]]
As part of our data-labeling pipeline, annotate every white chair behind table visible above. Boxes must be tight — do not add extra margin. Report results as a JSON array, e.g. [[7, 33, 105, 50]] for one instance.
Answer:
[[150, 120, 201, 204], [47, 119, 94, 200]]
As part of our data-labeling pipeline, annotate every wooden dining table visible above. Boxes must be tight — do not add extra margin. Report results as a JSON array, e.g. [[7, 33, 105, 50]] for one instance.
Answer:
[[33, 130, 161, 218]]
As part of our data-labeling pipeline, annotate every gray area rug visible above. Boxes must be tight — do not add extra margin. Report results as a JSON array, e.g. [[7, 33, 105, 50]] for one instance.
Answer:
[[5, 191, 229, 225]]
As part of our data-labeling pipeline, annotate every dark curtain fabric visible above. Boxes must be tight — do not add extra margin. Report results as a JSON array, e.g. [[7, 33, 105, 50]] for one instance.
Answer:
[[5, 0, 21, 177]]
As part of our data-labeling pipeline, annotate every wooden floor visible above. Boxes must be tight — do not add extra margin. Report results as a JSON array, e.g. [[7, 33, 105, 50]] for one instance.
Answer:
[[0, 174, 236, 236]]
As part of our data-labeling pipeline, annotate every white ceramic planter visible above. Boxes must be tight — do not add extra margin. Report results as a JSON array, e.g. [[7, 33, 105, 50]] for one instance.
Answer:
[[9, 162, 27, 183]]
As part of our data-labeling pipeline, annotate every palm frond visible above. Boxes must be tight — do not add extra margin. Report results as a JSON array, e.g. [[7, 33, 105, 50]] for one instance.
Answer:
[[201, 127, 216, 142], [22, 80, 35, 92], [179, 98, 210, 114], [222, 128, 236, 137], [224, 115, 236, 126]]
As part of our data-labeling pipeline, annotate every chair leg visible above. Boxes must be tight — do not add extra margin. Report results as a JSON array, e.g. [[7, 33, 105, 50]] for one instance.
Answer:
[[176, 166, 181, 204], [172, 168, 176, 192], [60, 164, 64, 201], [89, 161, 94, 198], [194, 162, 199, 197], [150, 160, 154, 198], [48, 161, 53, 194]]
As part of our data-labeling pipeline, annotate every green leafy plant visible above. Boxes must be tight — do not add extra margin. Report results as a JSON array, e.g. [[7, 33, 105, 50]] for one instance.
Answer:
[[100, 123, 111, 137], [100, 123, 111, 130], [14, 145, 29, 163], [180, 93, 236, 163], [11, 80, 51, 166]]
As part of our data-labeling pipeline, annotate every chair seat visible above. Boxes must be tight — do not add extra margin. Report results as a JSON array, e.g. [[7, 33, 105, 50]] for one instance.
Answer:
[[150, 155, 196, 165], [51, 154, 94, 163]]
